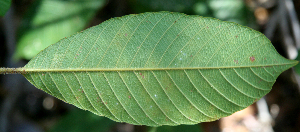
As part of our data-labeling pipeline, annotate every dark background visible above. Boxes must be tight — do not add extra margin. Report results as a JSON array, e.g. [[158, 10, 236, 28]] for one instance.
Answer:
[[0, 0, 300, 132]]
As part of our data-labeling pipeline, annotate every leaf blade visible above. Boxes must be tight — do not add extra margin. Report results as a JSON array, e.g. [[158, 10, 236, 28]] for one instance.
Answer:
[[21, 12, 298, 126]]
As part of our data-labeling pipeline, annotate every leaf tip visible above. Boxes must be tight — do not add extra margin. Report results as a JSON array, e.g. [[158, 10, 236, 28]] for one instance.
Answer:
[[292, 59, 299, 66]]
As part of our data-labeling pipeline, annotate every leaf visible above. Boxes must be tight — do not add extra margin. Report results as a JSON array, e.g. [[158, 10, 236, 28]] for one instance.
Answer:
[[50, 108, 116, 132], [130, 0, 196, 13], [130, 0, 254, 26], [1, 12, 297, 126], [0, 0, 11, 16], [295, 52, 300, 75], [14, 0, 106, 60], [204, 0, 251, 25], [153, 124, 202, 132]]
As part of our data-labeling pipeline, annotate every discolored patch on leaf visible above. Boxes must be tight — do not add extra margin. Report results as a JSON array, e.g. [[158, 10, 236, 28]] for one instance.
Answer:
[[250, 56, 255, 62]]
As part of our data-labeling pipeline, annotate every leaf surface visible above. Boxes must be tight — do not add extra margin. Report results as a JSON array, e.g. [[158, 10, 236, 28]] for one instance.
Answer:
[[20, 12, 297, 126]]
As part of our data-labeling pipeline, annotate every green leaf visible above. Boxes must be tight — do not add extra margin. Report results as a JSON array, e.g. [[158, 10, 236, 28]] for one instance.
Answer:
[[152, 124, 203, 132], [50, 108, 116, 132], [2, 12, 297, 126], [130, 0, 196, 13], [204, 0, 252, 25], [15, 0, 106, 60], [0, 0, 11, 16], [295, 52, 300, 75]]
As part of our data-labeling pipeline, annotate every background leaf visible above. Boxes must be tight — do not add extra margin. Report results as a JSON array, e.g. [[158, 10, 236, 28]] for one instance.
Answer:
[[50, 108, 116, 132], [151, 124, 203, 132], [20, 12, 297, 126], [0, 0, 11, 16], [130, 0, 254, 26], [295, 53, 300, 75], [14, 0, 106, 60]]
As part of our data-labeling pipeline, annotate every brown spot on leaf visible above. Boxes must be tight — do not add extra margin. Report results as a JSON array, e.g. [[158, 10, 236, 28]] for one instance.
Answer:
[[235, 35, 238, 38], [128, 95, 131, 99], [234, 59, 238, 64], [125, 33, 127, 36], [139, 73, 144, 79], [210, 105, 214, 111], [258, 79, 262, 84], [190, 55, 193, 57], [250, 56, 255, 62], [174, 20, 177, 23]]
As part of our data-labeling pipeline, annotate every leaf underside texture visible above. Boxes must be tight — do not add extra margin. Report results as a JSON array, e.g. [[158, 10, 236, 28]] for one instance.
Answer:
[[22, 12, 297, 126]]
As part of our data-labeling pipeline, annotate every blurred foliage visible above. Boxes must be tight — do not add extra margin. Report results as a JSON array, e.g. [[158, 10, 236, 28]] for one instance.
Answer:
[[197, 0, 251, 25], [154, 124, 203, 132], [0, 0, 11, 16], [129, 0, 196, 14], [129, 0, 255, 26], [295, 54, 300, 74], [14, 0, 106, 60], [49, 108, 117, 132]]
